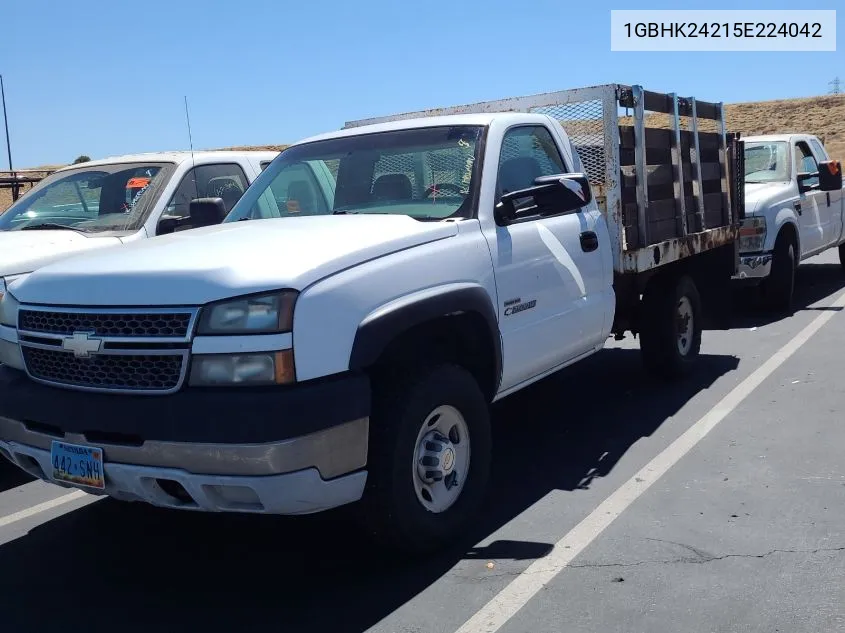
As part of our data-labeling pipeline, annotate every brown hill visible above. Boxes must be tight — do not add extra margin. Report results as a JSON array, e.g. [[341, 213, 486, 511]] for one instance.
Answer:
[[2, 93, 844, 213], [618, 93, 845, 163], [727, 93, 845, 161]]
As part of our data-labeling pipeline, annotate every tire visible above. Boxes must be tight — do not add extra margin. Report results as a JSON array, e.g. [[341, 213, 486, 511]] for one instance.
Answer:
[[361, 363, 492, 555], [838, 243, 845, 271], [639, 274, 703, 380], [762, 233, 795, 312]]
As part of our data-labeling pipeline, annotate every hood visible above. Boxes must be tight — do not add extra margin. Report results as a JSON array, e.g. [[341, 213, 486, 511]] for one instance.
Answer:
[[12, 215, 458, 306], [0, 230, 123, 277], [743, 181, 796, 216]]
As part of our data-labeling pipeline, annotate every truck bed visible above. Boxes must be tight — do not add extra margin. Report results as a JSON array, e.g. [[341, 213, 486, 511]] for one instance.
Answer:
[[345, 83, 744, 276]]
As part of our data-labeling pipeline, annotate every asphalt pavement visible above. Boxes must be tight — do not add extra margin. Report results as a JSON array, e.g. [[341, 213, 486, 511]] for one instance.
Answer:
[[1, 251, 845, 633]]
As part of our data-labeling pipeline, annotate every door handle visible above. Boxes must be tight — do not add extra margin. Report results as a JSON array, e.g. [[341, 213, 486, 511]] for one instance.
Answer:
[[580, 231, 599, 252]]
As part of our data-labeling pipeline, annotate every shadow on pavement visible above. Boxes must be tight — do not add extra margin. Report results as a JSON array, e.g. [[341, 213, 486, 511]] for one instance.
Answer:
[[0, 347, 739, 633], [0, 456, 33, 494], [719, 262, 845, 330]]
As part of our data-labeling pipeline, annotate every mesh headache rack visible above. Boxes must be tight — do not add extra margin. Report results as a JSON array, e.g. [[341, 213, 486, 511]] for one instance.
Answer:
[[344, 84, 744, 276]]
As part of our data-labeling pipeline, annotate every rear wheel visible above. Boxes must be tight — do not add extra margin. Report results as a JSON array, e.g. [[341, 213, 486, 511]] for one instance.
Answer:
[[762, 233, 795, 312], [639, 274, 702, 380], [362, 363, 492, 555]]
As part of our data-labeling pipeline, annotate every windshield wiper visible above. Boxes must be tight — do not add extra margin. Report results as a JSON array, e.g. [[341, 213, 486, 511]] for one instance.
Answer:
[[20, 223, 85, 232], [333, 209, 360, 215]]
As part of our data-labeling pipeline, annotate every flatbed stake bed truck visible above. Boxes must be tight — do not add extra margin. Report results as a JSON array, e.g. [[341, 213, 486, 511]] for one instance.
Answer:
[[0, 84, 743, 553]]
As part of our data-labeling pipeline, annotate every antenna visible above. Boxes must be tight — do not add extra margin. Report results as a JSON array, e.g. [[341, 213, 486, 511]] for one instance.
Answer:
[[184, 95, 199, 200], [830, 77, 842, 94]]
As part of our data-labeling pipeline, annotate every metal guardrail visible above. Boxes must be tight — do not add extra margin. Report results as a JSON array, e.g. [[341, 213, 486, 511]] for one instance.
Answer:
[[0, 169, 56, 202]]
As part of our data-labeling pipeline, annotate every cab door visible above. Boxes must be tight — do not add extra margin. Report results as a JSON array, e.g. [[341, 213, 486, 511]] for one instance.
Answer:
[[808, 138, 844, 246], [794, 141, 828, 254], [481, 124, 607, 391]]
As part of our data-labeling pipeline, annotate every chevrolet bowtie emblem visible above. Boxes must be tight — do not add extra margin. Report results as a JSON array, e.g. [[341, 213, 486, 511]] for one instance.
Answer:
[[62, 331, 103, 358]]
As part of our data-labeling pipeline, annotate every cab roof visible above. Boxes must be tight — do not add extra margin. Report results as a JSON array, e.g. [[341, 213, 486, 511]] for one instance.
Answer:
[[53, 149, 281, 172], [743, 133, 820, 144], [298, 112, 556, 145]]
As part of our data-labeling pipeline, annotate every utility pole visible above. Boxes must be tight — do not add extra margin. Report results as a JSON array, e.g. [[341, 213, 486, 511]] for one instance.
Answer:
[[0, 75, 11, 171], [0, 74, 16, 201], [830, 77, 842, 94]]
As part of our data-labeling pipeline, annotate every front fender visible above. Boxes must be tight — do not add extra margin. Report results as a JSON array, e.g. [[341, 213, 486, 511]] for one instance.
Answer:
[[290, 223, 498, 382], [349, 282, 502, 380], [765, 207, 800, 254]]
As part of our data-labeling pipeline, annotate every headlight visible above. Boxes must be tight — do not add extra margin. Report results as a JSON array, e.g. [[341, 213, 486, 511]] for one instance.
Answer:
[[189, 350, 295, 386], [739, 216, 766, 253], [197, 291, 298, 335], [0, 283, 18, 327]]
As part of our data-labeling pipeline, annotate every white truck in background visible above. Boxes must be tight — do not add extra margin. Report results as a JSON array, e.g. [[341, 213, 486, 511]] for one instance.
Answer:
[[735, 134, 844, 309], [0, 150, 279, 285], [0, 84, 744, 553]]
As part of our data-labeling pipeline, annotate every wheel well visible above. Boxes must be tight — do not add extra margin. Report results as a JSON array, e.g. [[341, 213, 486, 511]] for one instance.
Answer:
[[372, 313, 499, 402], [776, 222, 799, 258], [614, 242, 736, 336]]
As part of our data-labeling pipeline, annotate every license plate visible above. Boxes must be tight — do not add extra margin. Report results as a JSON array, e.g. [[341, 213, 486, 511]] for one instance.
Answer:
[[50, 441, 105, 490]]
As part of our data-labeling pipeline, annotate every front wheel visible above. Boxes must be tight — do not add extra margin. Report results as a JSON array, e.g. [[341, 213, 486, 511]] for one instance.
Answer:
[[761, 234, 795, 312], [639, 274, 703, 380], [362, 363, 492, 555]]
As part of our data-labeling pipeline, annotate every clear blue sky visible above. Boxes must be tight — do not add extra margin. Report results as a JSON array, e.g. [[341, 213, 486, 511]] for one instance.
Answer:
[[2, 0, 842, 167]]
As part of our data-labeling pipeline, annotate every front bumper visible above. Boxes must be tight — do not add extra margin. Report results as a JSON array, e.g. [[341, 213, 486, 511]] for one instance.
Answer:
[[732, 252, 773, 281], [0, 439, 367, 515], [0, 366, 371, 515]]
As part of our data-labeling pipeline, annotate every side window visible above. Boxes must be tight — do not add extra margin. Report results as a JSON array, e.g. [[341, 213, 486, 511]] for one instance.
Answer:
[[496, 126, 567, 212], [809, 139, 829, 163], [794, 142, 819, 188], [165, 163, 249, 218], [264, 162, 329, 216]]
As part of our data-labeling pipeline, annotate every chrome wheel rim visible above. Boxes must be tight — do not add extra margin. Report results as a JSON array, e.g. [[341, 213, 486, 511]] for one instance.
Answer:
[[676, 296, 694, 356], [412, 405, 471, 513]]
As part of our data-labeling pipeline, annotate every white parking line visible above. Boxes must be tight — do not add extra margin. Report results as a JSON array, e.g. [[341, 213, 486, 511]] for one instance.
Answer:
[[0, 490, 88, 529], [455, 291, 845, 633]]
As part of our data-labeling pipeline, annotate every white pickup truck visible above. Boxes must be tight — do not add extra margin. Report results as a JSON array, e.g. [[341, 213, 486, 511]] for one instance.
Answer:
[[735, 134, 844, 309], [0, 84, 743, 553], [0, 149, 279, 285]]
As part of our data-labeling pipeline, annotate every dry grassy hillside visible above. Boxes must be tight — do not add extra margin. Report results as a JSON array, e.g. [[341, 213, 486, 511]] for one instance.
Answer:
[[2, 93, 844, 213], [728, 94, 845, 162], [216, 144, 289, 152], [621, 93, 845, 163]]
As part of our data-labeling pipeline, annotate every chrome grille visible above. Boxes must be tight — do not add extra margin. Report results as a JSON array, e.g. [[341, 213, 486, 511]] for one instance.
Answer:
[[19, 309, 192, 338], [17, 306, 198, 394], [22, 347, 184, 392]]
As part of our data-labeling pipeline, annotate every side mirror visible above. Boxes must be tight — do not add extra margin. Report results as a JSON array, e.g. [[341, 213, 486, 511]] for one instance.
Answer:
[[188, 197, 227, 228], [797, 172, 819, 194], [494, 173, 592, 225], [818, 160, 843, 192]]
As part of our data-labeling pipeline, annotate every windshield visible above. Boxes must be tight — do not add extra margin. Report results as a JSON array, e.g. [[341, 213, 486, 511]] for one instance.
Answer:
[[744, 142, 790, 183], [0, 161, 175, 233], [225, 125, 484, 223]]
